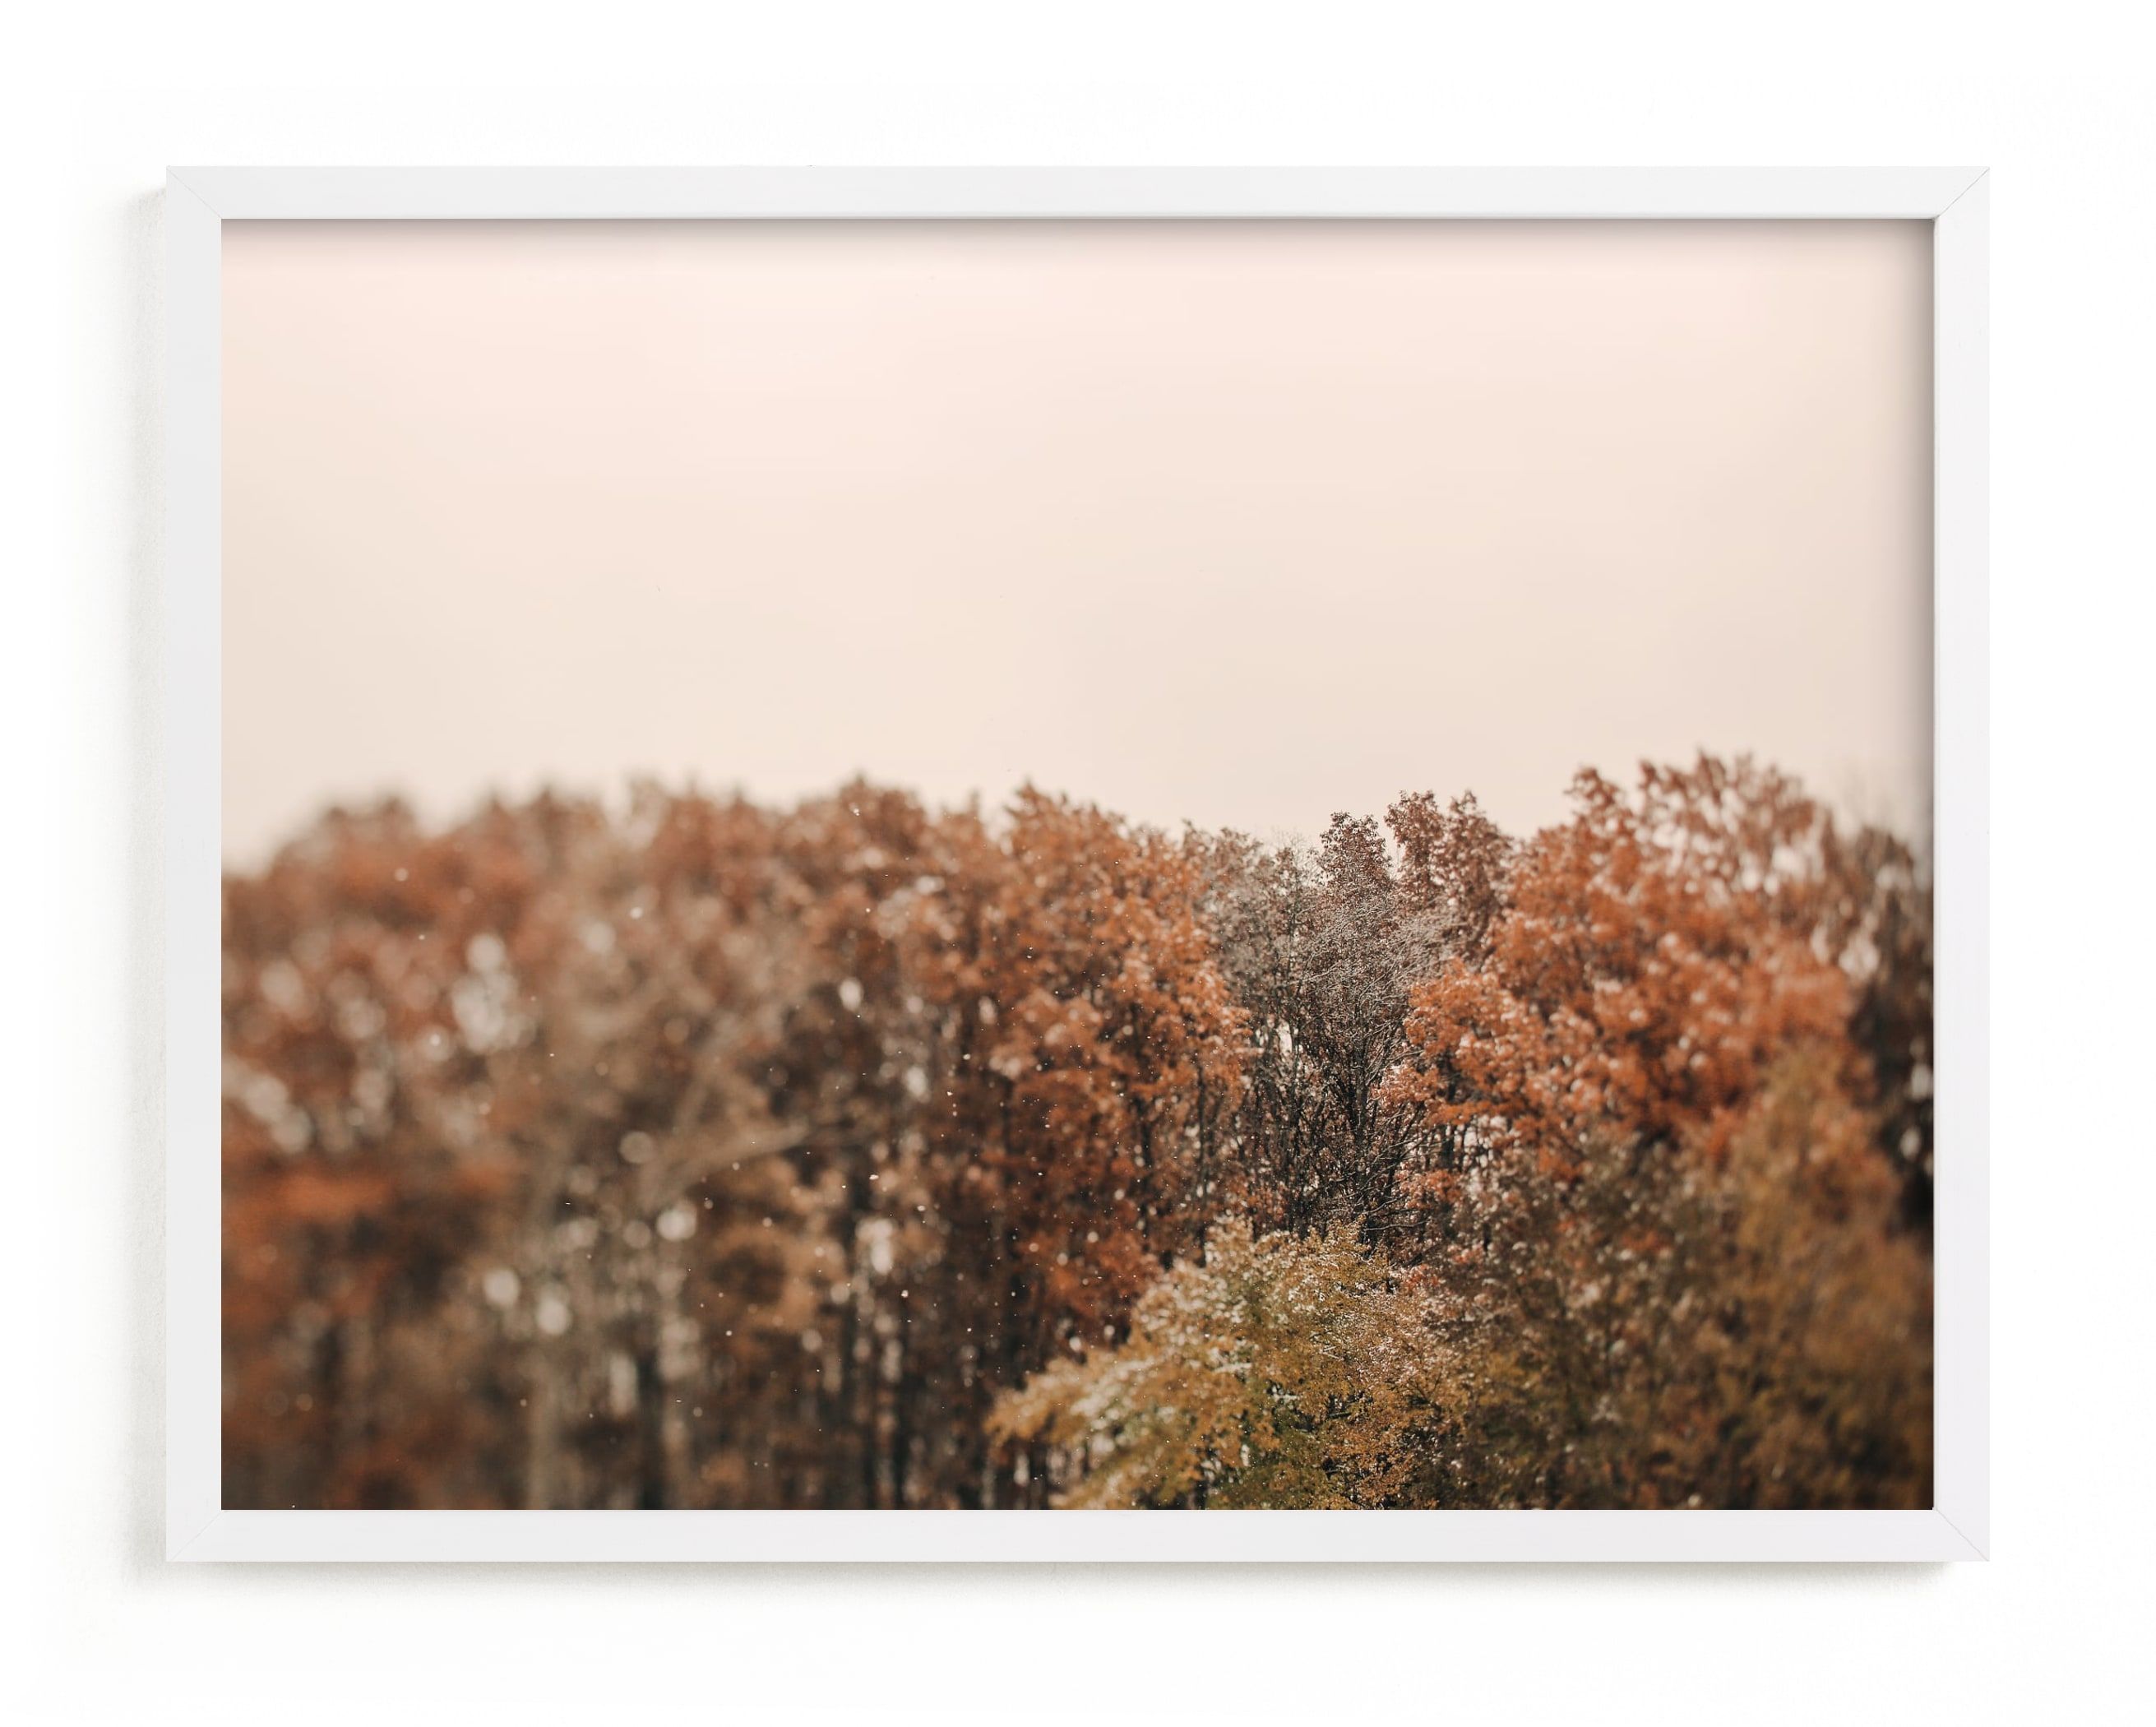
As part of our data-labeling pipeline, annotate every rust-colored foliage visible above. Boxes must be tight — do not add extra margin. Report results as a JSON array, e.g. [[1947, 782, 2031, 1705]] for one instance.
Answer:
[[224, 757, 1931, 1510], [224, 782, 1244, 1508], [1390, 761, 1868, 1171]]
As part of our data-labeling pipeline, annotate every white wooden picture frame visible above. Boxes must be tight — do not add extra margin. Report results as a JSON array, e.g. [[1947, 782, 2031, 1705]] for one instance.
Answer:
[[166, 167, 1987, 1563]]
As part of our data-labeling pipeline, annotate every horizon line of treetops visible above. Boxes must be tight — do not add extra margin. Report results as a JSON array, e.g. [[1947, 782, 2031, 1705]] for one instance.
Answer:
[[223, 752, 1932, 1511]]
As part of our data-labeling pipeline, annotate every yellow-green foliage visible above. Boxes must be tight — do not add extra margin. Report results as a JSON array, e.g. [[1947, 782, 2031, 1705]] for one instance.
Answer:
[[989, 1220, 1454, 1507]]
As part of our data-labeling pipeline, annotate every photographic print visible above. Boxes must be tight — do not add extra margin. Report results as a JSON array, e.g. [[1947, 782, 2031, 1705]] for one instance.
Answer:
[[219, 217, 1936, 1513]]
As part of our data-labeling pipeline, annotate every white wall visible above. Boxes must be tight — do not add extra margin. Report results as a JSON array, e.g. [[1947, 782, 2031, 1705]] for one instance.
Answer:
[[4, 5, 2151, 1721]]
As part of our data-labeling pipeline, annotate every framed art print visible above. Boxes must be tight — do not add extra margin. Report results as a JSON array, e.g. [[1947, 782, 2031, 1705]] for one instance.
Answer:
[[166, 169, 1987, 1561]]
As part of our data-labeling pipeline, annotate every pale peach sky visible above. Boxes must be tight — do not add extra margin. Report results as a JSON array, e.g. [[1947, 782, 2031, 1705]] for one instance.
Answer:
[[222, 220, 1932, 864]]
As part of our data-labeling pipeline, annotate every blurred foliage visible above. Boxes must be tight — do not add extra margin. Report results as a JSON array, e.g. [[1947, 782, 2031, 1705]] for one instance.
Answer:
[[223, 756, 1931, 1509]]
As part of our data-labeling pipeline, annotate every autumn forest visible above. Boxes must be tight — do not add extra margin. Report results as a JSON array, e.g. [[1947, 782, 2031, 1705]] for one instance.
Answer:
[[222, 755, 1932, 1511]]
